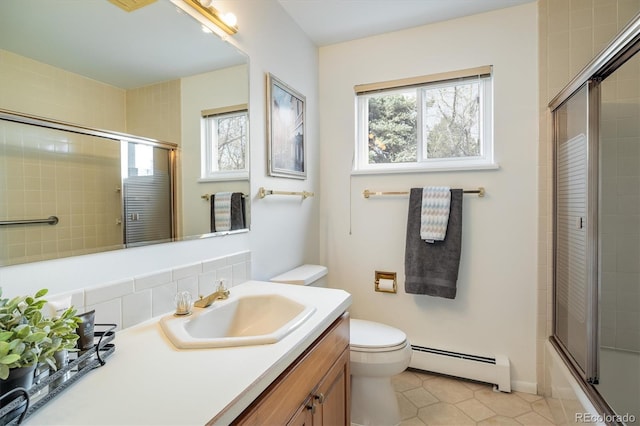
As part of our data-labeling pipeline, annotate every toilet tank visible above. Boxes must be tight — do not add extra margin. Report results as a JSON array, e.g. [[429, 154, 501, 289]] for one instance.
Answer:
[[270, 264, 328, 287]]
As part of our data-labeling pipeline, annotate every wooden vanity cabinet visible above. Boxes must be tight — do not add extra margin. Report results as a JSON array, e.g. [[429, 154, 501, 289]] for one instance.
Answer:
[[232, 313, 350, 426]]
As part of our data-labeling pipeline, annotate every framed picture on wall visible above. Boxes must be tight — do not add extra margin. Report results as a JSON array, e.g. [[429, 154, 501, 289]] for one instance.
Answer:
[[266, 73, 306, 179]]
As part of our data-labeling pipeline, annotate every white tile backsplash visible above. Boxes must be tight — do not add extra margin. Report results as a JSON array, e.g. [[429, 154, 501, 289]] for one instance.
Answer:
[[85, 279, 134, 306], [232, 262, 247, 286], [176, 275, 199, 298], [48, 251, 251, 331], [152, 281, 178, 317], [202, 257, 226, 273], [172, 262, 202, 281], [225, 251, 249, 265], [134, 269, 172, 291], [87, 298, 122, 331], [122, 290, 152, 329], [198, 271, 217, 296]]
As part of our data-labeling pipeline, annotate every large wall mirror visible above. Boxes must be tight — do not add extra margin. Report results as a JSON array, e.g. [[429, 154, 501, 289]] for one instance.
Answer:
[[0, 0, 250, 267]]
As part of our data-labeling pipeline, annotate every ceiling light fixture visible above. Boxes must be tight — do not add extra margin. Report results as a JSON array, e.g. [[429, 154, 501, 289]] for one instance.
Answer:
[[108, 0, 157, 12], [182, 0, 238, 35]]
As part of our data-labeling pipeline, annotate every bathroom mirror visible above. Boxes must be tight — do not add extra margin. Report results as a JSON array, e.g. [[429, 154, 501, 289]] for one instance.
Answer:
[[0, 0, 250, 267]]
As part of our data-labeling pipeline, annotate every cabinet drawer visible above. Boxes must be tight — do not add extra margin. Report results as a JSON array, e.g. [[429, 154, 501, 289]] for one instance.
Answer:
[[232, 313, 349, 425]]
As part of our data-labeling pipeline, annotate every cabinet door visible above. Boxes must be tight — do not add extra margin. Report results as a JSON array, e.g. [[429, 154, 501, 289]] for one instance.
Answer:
[[232, 314, 350, 426], [288, 396, 315, 426], [314, 348, 350, 426]]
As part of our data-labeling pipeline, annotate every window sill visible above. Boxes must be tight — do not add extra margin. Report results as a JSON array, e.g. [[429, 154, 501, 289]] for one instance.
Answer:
[[199, 172, 249, 183], [351, 162, 500, 175]]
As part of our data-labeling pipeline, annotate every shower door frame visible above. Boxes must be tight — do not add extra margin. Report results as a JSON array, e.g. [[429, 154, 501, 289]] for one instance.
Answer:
[[549, 10, 640, 420], [551, 80, 600, 386]]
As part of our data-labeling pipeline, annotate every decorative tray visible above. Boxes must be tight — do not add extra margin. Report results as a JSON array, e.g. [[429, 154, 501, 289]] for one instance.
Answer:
[[0, 324, 116, 425]]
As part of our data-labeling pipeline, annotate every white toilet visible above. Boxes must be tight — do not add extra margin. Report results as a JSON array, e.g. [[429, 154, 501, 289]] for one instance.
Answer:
[[270, 264, 412, 426]]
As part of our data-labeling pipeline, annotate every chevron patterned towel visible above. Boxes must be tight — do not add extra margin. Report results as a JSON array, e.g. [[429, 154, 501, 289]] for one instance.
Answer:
[[213, 192, 232, 231], [420, 186, 451, 243]]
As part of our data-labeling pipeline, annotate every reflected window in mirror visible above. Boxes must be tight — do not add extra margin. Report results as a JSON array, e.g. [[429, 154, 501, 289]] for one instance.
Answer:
[[201, 104, 249, 181]]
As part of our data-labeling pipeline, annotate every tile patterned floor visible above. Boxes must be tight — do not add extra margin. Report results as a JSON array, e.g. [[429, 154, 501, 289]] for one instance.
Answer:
[[393, 369, 563, 425]]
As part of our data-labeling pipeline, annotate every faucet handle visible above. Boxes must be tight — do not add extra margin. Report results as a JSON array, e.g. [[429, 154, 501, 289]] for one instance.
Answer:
[[216, 279, 230, 299]]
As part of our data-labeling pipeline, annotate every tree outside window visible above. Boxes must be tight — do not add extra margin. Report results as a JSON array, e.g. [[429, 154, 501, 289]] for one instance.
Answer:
[[202, 108, 248, 180], [355, 69, 493, 172]]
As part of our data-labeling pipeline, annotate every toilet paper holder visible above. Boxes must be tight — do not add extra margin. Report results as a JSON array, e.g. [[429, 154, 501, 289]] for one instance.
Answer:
[[374, 271, 397, 294]]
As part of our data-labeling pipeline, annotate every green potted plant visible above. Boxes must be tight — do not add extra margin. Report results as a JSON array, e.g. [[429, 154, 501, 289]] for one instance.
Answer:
[[43, 305, 81, 372], [0, 289, 80, 387]]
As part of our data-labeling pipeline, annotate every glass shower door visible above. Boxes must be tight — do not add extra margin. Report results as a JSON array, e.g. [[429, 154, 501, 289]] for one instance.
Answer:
[[596, 52, 640, 421], [553, 83, 599, 383]]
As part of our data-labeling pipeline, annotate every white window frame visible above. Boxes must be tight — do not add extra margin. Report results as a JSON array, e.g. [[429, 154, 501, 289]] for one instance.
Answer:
[[354, 66, 498, 174], [200, 104, 249, 182]]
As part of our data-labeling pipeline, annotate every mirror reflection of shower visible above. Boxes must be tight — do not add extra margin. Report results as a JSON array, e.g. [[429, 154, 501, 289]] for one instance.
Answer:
[[122, 142, 175, 246]]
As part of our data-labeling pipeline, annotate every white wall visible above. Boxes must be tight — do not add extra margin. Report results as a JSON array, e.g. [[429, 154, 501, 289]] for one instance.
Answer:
[[319, 3, 539, 390], [228, 0, 321, 281], [0, 0, 319, 297]]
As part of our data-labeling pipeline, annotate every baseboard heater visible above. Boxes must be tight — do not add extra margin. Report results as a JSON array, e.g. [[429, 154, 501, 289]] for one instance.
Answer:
[[410, 345, 511, 392]]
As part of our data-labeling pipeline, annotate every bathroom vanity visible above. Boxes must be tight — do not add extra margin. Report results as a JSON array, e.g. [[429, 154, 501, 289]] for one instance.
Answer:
[[234, 313, 350, 425], [24, 282, 352, 425]]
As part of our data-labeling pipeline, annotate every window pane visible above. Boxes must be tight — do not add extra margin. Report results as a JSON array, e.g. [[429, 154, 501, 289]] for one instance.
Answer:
[[422, 82, 481, 159], [129, 143, 154, 176], [216, 113, 247, 171], [367, 92, 417, 164]]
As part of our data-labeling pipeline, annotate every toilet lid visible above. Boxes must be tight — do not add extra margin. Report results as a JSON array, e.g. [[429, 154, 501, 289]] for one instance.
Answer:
[[270, 264, 327, 285], [350, 319, 407, 349]]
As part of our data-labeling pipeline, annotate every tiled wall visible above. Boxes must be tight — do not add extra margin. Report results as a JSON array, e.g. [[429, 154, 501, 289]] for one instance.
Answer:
[[46, 251, 251, 331], [0, 121, 123, 266], [0, 49, 126, 131], [600, 53, 640, 353], [126, 80, 182, 144], [538, 0, 640, 391]]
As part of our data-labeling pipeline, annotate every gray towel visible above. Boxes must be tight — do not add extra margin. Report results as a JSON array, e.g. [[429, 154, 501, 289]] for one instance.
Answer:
[[210, 192, 246, 232], [405, 188, 463, 299]]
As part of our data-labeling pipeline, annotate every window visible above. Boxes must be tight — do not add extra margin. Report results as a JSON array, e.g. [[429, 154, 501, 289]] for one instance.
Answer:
[[201, 104, 248, 181], [354, 66, 495, 173]]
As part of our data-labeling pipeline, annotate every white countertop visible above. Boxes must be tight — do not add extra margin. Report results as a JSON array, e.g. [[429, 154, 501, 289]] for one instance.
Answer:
[[26, 281, 352, 426]]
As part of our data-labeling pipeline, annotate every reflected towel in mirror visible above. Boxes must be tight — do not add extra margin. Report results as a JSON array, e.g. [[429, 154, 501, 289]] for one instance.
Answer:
[[210, 192, 246, 232]]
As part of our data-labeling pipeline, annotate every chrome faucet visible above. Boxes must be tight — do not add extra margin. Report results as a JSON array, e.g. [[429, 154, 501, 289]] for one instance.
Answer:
[[193, 280, 230, 308]]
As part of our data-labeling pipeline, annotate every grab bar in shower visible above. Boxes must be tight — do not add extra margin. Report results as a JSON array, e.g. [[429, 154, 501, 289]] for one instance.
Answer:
[[0, 216, 59, 226]]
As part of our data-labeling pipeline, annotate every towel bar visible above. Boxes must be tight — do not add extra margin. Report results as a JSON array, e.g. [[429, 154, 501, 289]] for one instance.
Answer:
[[258, 187, 314, 199], [363, 187, 485, 198], [201, 193, 247, 201]]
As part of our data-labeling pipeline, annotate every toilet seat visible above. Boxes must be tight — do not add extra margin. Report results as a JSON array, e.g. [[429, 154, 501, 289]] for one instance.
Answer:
[[350, 319, 407, 352], [351, 341, 408, 353]]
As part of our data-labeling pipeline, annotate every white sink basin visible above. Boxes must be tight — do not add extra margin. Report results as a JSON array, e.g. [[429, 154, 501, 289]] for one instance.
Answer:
[[159, 293, 316, 349]]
